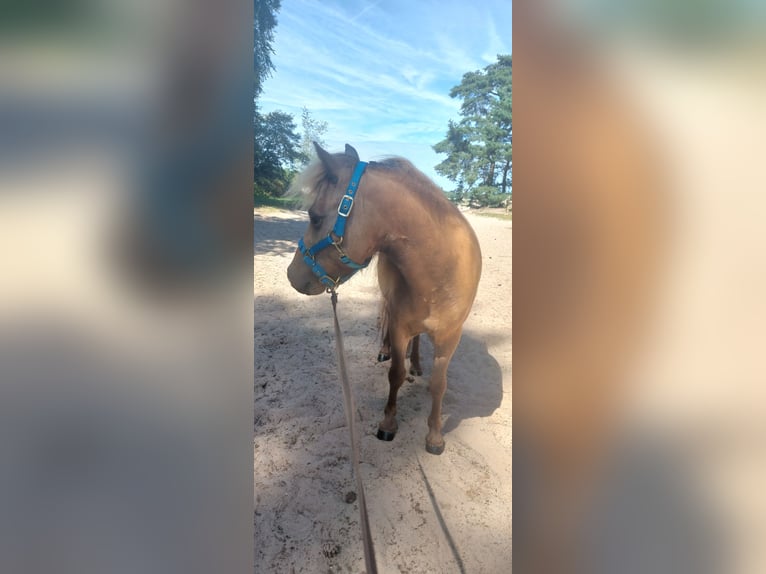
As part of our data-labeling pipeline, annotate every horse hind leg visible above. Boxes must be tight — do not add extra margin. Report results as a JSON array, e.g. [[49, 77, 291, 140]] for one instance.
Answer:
[[377, 332, 391, 363], [376, 327, 409, 442], [425, 329, 461, 455], [409, 334, 422, 376], [376, 300, 391, 362], [378, 329, 420, 376]]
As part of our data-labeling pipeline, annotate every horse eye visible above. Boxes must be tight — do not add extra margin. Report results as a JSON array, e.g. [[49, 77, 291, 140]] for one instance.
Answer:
[[309, 212, 323, 227]]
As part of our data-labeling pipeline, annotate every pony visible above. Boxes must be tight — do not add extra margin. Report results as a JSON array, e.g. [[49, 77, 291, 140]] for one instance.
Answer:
[[286, 143, 482, 454]]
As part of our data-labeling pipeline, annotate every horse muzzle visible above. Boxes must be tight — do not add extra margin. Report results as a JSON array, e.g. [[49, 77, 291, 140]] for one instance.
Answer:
[[287, 253, 326, 295]]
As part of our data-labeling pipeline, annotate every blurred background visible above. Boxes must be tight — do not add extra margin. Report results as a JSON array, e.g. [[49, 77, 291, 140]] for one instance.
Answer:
[[514, 1, 765, 573], [2, 0, 765, 572], [0, 1, 253, 573]]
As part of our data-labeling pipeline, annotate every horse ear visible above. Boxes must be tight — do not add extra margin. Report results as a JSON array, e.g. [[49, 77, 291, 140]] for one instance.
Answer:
[[313, 141, 339, 184], [344, 144, 359, 163]]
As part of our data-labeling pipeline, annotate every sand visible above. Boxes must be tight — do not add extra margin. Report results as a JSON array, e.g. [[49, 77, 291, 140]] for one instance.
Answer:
[[254, 207, 512, 574]]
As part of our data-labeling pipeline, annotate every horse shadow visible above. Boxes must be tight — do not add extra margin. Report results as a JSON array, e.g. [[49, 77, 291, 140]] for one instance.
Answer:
[[401, 329, 505, 436], [253, 292, 507, 571]]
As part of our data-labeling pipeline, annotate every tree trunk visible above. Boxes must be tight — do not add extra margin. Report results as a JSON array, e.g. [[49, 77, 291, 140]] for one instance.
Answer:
[[485, 161, 496, 187], [501, 159, 511, 194]]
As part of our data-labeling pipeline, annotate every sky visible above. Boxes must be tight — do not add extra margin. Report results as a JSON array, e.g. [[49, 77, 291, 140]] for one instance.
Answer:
[[258, 0, 512, 190]]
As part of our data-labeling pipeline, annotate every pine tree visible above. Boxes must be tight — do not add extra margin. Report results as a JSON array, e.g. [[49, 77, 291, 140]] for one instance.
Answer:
[[434, 55, 512, 207]]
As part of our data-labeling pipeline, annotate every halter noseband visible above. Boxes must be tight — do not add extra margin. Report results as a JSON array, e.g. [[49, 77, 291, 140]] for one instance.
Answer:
[[298, 161, 371, 292]]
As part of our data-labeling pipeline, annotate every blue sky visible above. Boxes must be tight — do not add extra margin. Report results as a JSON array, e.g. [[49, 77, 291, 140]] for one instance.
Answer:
[[258, 0, 512, 190]]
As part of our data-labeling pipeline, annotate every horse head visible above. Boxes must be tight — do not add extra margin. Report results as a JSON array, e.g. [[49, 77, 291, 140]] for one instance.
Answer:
[[287, 143, 373, 295]]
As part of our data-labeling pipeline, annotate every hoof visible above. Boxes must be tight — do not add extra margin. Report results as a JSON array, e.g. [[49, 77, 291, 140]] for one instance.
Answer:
[[425, 441, 445, 455], [377, 353, 390, 362], [409, 367, 423, 376], [376, 428, 396, 441]]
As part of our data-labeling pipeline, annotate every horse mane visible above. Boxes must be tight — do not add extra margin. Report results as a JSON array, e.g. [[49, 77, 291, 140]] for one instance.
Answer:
[[368, 157, 454, 216], [286, 159, 325, 209], [287, 154, 454, 215]]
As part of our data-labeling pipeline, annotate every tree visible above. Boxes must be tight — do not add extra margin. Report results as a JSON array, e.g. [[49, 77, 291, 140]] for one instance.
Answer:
[[254, 0, 281, 99], [298, 106, 328, 166], [432, 120, 476, 202], [253, 2, 325, 197], [434, 55, 512, 207], [254, 111, 302, 196], [254, 0, 301, 197]]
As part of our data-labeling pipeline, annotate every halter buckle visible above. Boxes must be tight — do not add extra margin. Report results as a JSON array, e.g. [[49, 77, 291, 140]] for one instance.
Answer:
[[337, 194, 354, 217], [296, 160, 368, 292], [320, 274, 340, 291], [330, 233, 345, 255]]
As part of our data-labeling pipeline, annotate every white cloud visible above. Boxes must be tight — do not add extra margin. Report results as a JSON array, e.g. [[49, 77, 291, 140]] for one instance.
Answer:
[[259, 0, 512, 190], [482, 17, 511, 63]]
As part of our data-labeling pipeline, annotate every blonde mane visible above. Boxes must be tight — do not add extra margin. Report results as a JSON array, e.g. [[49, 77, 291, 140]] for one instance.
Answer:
[[286, 159, 325, 209], [287, 155, 453, 215]]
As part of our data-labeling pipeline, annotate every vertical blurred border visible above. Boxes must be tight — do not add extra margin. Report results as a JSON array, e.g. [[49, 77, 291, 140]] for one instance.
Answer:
[[514, 1, 765, 573], [0, 1, 253, 573]]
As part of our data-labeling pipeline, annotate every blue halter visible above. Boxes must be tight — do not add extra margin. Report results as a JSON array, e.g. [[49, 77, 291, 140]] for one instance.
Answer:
[[298, 161, 371, 291]]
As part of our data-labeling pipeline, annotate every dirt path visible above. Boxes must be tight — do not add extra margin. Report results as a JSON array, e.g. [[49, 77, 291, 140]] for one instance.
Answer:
[[254, 207, 512, 573]]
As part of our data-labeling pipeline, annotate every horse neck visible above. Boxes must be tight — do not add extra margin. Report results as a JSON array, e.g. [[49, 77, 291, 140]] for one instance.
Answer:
[[362, 175, 448, 267]]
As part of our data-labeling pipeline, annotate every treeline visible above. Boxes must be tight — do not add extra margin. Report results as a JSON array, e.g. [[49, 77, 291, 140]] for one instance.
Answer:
[[254, 107, 326, 198], [255, 0, 511, 208], [254, 0, 325, 200]]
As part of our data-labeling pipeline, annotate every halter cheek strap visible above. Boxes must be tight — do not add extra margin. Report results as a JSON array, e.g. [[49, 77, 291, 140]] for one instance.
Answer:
[[298, 161, 371, 291]]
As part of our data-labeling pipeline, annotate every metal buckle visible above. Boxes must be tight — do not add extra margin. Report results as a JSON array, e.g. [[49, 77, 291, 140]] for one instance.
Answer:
[[337, 194, 354, 217], [329, 233, 345, 255], [320, 274, 339, 290]]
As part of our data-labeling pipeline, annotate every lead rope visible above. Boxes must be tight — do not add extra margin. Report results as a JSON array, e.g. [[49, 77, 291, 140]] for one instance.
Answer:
[[330, 291, 378, 574]]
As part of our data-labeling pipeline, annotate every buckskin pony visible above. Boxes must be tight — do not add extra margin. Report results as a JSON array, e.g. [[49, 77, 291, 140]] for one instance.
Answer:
[[286, 143, 482, 455]]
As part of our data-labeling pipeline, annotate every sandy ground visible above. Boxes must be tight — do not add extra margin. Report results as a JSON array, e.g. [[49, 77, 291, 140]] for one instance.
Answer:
[[254, 207, 512, 574]]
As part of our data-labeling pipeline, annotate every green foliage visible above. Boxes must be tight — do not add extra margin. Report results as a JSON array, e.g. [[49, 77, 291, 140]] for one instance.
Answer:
[[255, 0, 281, 99], [474, 210, 512, 221], [254, 110, 302, 197], [433, 120, 477, 191], [434, 55, 512, 207], [254, 185, 300, 208], [253, 0, 304, 201], [253, 3, 331, 201], [468, 186, 509, 209]]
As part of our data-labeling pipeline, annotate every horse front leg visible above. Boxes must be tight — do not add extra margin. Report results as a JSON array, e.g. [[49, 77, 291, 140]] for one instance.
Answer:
[[376, 327, 408, 442], [425, 330, 461, 455]]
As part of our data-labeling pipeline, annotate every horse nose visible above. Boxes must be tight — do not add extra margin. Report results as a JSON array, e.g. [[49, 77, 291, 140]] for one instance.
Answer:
[[286, 258, 299, 286], [286, 262, 301, 291], [287, 260, 311, 294]]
